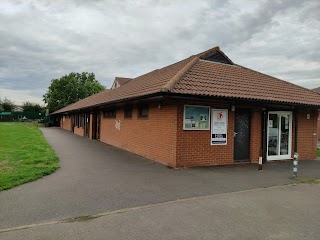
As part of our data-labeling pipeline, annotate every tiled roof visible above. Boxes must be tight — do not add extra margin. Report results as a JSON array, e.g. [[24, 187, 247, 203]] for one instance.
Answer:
[[173, 60, 320, 106], [53, 46, 320, 114], [312, 87, 320, 94], [53, 55, 195, 114], [115, 77, 132, 86]]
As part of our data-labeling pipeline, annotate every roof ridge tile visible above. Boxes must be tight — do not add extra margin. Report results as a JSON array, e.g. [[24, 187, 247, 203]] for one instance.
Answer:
[[161, 56, 200, 92]]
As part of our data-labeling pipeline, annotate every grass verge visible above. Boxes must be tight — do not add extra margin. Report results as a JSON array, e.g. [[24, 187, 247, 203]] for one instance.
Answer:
[[317, 148, 320, 157], [0, 122, 59, 191], [298, 178, 320, 184]]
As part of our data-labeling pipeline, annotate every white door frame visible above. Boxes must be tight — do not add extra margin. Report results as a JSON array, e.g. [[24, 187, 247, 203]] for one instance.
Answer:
[[267, 111, 292, 160]]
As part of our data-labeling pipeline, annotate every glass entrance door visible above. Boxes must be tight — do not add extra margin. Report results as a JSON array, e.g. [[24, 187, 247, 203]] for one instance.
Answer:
[[267, 112, 292, 160]]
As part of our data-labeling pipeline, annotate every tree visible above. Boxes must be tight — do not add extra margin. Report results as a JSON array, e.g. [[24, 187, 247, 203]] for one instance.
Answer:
[[0, 97, 15, 111], [22, 101, 43, 112], [43, 72, 105, 112]]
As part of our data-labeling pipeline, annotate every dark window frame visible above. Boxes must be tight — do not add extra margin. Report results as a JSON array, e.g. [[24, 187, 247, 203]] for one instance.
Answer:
[[124, 105, 133, 118], [138, 104, 149, 118], [103, 108, 117, 118], [81, 114, 85, 128], [76, 114, 80, 128]]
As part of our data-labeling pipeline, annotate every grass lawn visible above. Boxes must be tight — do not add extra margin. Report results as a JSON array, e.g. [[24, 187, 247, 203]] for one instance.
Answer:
[[0, 122, 59, 191]]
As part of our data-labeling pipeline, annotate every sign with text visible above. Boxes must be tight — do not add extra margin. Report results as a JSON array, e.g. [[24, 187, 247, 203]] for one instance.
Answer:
[[211, 109, 228, 145]]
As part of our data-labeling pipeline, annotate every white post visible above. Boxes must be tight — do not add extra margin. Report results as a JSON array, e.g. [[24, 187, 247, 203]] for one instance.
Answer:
[[293, 152, 299, 179], [258, 156, 263, 170]]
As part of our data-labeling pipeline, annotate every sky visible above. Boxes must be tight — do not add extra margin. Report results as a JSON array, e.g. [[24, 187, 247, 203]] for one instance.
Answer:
[[0, 0, 319, 106]]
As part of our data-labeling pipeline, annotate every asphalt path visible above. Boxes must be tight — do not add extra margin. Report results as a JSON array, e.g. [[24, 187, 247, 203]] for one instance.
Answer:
[[1, 184, 320, 240], [0, 128, 319, 229]]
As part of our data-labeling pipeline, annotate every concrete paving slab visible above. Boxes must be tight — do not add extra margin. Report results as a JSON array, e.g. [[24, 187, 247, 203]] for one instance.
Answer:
[[1, 184, 319, 240], [0, 128, 319, 229]]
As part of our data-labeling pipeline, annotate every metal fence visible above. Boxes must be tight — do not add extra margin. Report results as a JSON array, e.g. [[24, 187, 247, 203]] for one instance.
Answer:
[[0, 111, 45, 122]]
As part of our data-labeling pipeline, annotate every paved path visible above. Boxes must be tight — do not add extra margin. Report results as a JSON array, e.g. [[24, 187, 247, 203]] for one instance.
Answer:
[[0, 128, 319, 229], [1, 184, 320, 240]]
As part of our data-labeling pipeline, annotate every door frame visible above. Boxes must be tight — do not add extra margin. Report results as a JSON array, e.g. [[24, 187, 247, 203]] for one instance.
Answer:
[[84, 113, 90, 138], [234, 108, 251, 162], [96, 112, 101, 140], [267, 111, 292, 160]]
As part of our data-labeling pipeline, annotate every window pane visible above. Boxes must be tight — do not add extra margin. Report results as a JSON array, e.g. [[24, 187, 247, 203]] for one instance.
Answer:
[[280, 115, 289, 155], [268, 114, 279, 156]]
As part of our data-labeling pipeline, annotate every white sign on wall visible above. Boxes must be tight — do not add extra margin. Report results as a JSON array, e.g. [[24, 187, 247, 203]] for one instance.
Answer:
[[115, 120, 121, 130], [211, 109, 228, 145]]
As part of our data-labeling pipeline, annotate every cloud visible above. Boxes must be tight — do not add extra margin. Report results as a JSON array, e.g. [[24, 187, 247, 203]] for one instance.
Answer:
[[0, 0, 319, 105], [0, 88, 44, 105]]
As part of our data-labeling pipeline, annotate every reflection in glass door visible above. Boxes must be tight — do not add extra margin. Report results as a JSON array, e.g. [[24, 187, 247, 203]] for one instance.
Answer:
[[267, 112, 292, 160]]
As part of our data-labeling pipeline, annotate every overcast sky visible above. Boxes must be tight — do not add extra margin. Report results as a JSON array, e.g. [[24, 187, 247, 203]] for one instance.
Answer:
[[0, 0, 319, 105]]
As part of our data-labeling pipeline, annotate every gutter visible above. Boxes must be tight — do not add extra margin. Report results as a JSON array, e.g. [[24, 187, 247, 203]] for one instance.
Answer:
[[52, 92, 320, 116]]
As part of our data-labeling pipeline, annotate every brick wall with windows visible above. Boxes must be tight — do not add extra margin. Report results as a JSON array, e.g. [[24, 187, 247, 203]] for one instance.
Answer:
[[60, 101, 318, 168], [99, 101, 178, 167]]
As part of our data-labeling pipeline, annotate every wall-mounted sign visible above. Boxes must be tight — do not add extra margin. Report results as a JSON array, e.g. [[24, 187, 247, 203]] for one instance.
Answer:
[[211, 109, 228, 145], [183, 105, 210, 130]]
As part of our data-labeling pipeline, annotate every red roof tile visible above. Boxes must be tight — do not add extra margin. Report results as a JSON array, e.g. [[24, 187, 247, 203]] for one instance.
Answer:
[[53, 56, 195, 113], [115, 77, 132, 86], [312, 87, 320, 94], [173, 60, 320, 106], [53, 46, 320, 114]]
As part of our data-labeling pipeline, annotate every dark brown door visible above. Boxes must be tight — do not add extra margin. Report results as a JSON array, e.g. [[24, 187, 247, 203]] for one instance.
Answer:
[[85, 113, 90, 138], [70, 115, 74, 133], [234, 109, 251, 162], [96, 113, 101, 140], [91, 113, 98, 139]]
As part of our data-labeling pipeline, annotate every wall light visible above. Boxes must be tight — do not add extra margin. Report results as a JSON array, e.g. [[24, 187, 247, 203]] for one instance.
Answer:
[[231, 105, 235, 112]]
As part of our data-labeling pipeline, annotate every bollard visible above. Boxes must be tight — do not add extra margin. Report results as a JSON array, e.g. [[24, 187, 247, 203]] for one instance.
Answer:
[[258, 156, 263, 170], [293, 152, 299, 179]]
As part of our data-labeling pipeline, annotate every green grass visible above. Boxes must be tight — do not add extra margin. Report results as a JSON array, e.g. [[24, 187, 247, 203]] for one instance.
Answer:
[[298, 178, 320, 184], [317, 148, 320, 157], [0, 122, 59, 191]]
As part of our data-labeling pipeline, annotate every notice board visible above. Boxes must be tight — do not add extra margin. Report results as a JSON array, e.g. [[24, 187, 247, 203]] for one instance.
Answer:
[[183, 105, 210, 130]]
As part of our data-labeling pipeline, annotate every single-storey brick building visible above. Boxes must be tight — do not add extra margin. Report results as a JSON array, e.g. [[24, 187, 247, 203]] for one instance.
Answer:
[[52, 46, 320, 168]]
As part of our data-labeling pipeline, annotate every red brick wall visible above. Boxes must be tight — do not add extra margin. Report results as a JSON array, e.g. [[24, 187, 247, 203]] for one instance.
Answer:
[[250, 109, 262, 163], [59, 102, 318, 168], [61, 115, 71, 131], [318, 112, 320, 141], [175, 102, 262, 167], [99, 102, 178, 167], [74, 126, 84, 137], [176, 102, 233, 167], [296, 110, 317, 160]]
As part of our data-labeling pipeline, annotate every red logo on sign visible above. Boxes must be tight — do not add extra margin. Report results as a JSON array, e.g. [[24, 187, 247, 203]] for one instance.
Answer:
[[216, 112, 223, 120]]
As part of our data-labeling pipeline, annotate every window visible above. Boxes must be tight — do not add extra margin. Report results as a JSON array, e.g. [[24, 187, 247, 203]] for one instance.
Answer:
[[103, 108, 116, 118], [75, 114, 79, 127], [138, 104, 149, 117], [80, 114, 85, 128], [124, 105, 133, 118], [202, 51, 233, 65]]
